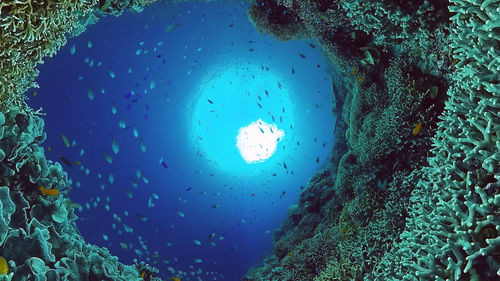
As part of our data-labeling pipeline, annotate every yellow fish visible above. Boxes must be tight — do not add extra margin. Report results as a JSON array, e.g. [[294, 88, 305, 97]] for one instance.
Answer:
[[39, 186, 60, 196], [413, 121, 423, 136], [140, 271, 145, 278], [0, 256, 8, 274], [288, 252, 293, 256], [170, 278, 181, 281], [61, 134, 70, 148]]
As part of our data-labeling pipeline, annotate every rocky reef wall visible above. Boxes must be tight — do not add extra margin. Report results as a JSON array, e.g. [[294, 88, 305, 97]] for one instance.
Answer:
[[244, 0, 499, 280]]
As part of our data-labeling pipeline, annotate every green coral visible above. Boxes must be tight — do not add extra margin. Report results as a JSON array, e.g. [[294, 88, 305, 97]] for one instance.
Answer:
[[371, 0, 500, 279]]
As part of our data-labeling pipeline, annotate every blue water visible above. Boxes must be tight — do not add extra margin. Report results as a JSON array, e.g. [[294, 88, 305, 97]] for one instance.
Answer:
[[27, 1, 335, 279]]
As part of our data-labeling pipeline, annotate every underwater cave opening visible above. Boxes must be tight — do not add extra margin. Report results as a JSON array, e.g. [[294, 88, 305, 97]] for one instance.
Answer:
[[26, 0, 336, 279]]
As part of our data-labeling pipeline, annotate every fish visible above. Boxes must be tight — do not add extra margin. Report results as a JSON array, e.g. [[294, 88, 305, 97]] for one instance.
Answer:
[[111, 103, 117, 114], [147, 196, 154, 208], [308, 43, 316, 48], [208, 232, 215, 239], [165, 23, 180, 32], [111, 136, 119, 154], [256, 102, 262, 108], [87, 40, 93, 48], [207, 99, 214, 104], [125, 189, 133, 199], [249, 48, 254, 52], [0, 256, 8, 274], [265, 90, 269, 96], [136, 213, 148, 221], [59, 156, 72, 167], [186, 187, 192, 191], [108, 173, 114, 184], [193, 258, 202, 263], [132, 126, 139, 138], [413, 121, 422, 136], [139, 137, 146, 152], [283, 162, 287, 169], [109, 70, 116, 78], [316, 157, 320, 163], [150, 79, 156, 90], [177, 210, 185, 218], [39, 186, 60, 196], [169, 277, 181, 281], [193, 240, 202, 245], [70, 45, 76, 54], [151, 193, 159, 200], [120, 243, 128, 249], [130, 178, 138, 188], [299, 53, 306, 59], [73, 160, 81, 165], [212, 204, 220, 209], [104, 153, 112, 164], [259, 127, 265, 134], [159, 157, 168, 169], [87, 86, 95, 100]]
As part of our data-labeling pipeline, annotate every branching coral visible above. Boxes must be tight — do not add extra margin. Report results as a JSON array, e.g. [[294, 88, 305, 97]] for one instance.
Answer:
[[371, 0, 500, 280]]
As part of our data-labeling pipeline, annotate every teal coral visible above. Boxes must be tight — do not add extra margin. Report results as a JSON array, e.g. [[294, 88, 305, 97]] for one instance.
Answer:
[[0, 102, 161, 280], [0, 0, 162, 279], [243, 0, 487, 280], [371, 0, 500, 279]]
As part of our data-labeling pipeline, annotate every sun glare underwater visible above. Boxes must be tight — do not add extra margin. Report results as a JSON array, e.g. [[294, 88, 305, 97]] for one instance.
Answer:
[[28, 0, 336, 279]]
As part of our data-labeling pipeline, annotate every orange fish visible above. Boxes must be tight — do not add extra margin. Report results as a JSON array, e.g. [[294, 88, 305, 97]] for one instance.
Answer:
[[170, 277, 181, 281], [413, 122, 423, 136], [39, 186, 60, 196]]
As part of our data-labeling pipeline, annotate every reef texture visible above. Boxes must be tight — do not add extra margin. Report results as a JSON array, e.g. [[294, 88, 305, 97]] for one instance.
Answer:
[[0, 0, 160, 280], [246, 0, 498, 280], [0, 0, 156, 103]]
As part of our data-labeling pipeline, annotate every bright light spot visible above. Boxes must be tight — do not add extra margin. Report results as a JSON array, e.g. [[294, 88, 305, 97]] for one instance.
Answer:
[[236, 119, 284, 163]]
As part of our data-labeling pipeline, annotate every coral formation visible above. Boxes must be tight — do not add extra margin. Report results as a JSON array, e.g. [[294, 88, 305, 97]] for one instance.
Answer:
[[247, 0, 304, 41], [245, 0, 498, 280], [0, 0, 160, 280], [0, 0, 497, 279], [0, 0, 157, 104], [0, 101, 161, 280]]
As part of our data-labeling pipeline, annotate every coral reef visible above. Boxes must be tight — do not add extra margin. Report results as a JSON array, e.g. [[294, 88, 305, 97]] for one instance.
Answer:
[[0, 101, 161, 280], [244, 0, 498, 280], [247, 0, 304, 41], [0, 0, 157, 104], [0, 0, 161, 280], [370, 0, 500, 279]]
